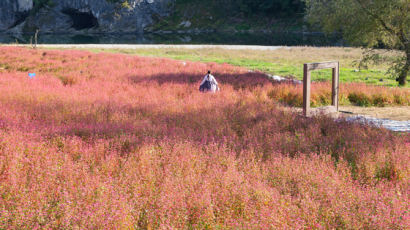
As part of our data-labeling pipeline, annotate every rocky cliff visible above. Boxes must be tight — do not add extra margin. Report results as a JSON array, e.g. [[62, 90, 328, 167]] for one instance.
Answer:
[[0, 0, 172, 34], [0, 0, 32, 31]]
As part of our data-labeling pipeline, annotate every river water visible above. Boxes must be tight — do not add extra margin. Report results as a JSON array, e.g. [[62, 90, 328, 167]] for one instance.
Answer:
[[0, 32, 343, 46], [345, 116, 410, 133]]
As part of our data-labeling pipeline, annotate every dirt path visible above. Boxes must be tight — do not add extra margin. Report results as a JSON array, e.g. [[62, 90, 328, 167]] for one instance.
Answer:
[[286, 106, 409, 132], [339, 106, 410, 121]]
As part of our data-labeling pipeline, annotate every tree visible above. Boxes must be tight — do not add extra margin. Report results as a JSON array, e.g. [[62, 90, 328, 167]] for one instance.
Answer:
[[304, 0, 409, 85], [237, 0, 305, 16]]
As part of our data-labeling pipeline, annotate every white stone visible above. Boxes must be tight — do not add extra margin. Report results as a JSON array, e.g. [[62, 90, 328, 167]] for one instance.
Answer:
[[268, 74, 286, 81], [179, 20, 192, 28]]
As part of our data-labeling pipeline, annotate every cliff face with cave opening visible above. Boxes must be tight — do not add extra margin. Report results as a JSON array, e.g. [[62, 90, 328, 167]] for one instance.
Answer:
[[0, 0, 172, 33]]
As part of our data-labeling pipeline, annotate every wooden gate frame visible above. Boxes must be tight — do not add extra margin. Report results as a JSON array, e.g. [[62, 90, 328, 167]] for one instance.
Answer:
[[303, 61, 339, 116]]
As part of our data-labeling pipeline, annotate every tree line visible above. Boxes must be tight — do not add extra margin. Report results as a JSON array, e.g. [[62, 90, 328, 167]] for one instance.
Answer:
[[305, 0, 409, 85], [234, 0, 305, 16], [176, 0, 408, 85], [176, 0, 305, 17]]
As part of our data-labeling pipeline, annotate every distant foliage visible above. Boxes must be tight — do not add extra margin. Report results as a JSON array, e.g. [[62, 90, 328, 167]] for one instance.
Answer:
[[176, 0, 305, 17], [33, 0, 54, 9], [29, 0, 55, 16], [106, 0, 123, 3], [105, 0, 132, 9], [304, 0, 410, 85], [236, 0, 305, 16]]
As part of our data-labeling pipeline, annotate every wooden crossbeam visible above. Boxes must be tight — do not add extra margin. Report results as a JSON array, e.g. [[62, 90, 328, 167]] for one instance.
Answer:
[[305, 61, 339, 71], [303, 61, 339, 116]]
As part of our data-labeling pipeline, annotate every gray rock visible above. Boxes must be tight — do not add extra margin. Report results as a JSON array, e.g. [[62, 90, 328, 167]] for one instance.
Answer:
[[179, 20, 191, 28], [0, 0, 33, 32], [179, 35, 191, 42], [268, 74, 286, 81], [1, 0, 173, 34], [267, 74, 302, 84]]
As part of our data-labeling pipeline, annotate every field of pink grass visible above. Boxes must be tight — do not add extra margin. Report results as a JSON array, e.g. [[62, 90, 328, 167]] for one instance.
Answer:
[[0, 47, 409, 229]]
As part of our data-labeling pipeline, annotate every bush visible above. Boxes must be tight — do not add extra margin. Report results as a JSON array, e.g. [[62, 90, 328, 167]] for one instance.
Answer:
[[375, 160, 398, 181], [236, 0, 305, 16], [371, 94, 389, 107], [267, 82, 409, 107], [348, 92, 372, 106], [32, 0, 55, 12]]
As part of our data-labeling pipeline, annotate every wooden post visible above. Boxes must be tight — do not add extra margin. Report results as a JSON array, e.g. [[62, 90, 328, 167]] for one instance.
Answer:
[[303, 61, 339, 117], [303, 64, 311, 116], [34, 29, 39, 49], [332, 62, 339, 110]]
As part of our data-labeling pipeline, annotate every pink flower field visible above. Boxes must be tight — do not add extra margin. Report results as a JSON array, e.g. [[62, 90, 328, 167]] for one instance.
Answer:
[[0, 47, 409, 229]]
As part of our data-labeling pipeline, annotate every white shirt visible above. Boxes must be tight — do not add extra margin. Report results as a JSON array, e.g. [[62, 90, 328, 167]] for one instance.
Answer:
[[200, 74, 218, 85]]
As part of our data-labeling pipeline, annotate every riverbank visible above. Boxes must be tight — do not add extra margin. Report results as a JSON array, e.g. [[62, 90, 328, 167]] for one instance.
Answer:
[[5, 44, 286, 51], [0, 31, 343, 47]]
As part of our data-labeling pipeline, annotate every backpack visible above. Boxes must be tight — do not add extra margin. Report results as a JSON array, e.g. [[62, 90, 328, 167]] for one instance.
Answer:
[[199, 75, 212, 92]]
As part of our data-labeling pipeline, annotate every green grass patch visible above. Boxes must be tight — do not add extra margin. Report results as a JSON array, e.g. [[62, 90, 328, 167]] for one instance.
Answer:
[[82, 47, 404, 87]]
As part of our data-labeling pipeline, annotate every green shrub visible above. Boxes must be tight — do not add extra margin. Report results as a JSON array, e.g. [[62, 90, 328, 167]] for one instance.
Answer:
[[281, 92, 302, 107], [348, 92, 371, 106], [237, 0, 305, 16], [393, 94, 407, 105], [106, 0, 132, 9], [33, 0, 54, 12], [371, 94, 388, 107], [311, 92, 331, 107], [375, 160, 398, 181], [57, 75, 76, 86]]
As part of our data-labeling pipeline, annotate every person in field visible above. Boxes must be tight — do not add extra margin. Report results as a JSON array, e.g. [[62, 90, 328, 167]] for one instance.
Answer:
[[199, 70, 219, 92]]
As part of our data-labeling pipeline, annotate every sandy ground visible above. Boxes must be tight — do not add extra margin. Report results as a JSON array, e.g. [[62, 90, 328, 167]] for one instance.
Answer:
[[287, 106, 410, 132], [339, 106, 410, 121], [287, 106, 409, 120]]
